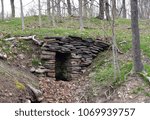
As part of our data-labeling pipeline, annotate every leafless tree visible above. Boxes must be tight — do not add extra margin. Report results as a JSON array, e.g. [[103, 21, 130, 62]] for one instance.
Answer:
[[83, 0, 88, 17], [52, 0, 56, 26], [10, 0, 15, 18], [56, 0, 61, 20], [111, 0, 121, 81], [131, 0, 143, 72], [47, 0, 51, 20], [105, 0, 111, 20], [79, 0, 84, 30], [89, 0, 94, 17], [67, 0, 72, 16], [111, 0, 117, 18], [1, 0, 4, 20], [122, 0, 126, 18], [38, 0, 42, 27], [20, 0, 25, 31], [138, 0, 150, 19], [98, 0, 104, 19]]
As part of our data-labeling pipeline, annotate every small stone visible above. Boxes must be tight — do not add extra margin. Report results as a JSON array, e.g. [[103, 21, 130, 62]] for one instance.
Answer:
[[9, 93, 13, 96], [30, 67, 36, 73], [71, 53, 82, 59], [47, 72, 55, 77], [35, 68, 49, 74], [129, 96, 133, 99], [42, 51, 56, 55], [18, 54, 25, 60], [40, 55, 55, 60], [25, 99, 31, 103]]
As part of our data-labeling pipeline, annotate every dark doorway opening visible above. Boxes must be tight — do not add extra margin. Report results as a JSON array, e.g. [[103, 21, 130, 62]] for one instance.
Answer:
[[55, 52, 71, 81]]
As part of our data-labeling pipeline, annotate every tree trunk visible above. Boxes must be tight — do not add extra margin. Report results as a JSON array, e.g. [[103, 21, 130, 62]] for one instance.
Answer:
[[105, 0, 111, 20], [47, 0, 51, 20], [112, 0, 117, 18], [131, 0, 143, 72], [83, 0, 88, 17], [20, 0, 25, 31], [79, 0, 83, 30], [56, 0, 61, 20], [122, 0, 126, 18], [90, 0, 94, 17], [1, 0, 4, 20], [10, 0, 15, 18], [67, 0, 71, 16], [99, 0, 104, 19], [38, 0, 42, 27], [52, 0, 56, 26]]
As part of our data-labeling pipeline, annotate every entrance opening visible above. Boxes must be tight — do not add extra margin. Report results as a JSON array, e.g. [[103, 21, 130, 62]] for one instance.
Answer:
[[55, 52, 71, 81]]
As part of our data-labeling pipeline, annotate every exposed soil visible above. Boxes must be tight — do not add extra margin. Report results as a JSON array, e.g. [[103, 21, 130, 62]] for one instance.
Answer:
[[1, 40, 150, 103], [0, 61, 39, 103]]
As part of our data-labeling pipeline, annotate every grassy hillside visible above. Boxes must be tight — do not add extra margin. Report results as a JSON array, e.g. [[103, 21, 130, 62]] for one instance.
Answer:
[[1, 16, 150, 93]]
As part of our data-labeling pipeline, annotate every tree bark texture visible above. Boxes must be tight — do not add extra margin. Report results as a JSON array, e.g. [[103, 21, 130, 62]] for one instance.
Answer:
[[99, 0, 104, 19], [10, 0, 15, 18], [131, 0, 143, 72]]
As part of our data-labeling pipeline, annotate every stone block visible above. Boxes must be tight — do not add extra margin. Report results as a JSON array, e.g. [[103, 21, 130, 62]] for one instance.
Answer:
[[40, 54, 55, 60], [47, 72, 55, 78]]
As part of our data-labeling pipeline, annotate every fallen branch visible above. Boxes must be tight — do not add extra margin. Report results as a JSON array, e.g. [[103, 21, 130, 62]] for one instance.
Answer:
[[26, 84, 43, 102], [32, 35, 43, 46], [4, 35, 43, 46]]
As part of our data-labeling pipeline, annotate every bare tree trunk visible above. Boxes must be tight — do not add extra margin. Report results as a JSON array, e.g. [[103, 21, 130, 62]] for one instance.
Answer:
[[90, 0, 94, 17], [83, 0, 88, 17], [99, 0, 104, 19], [111, 0, 121, 81], [122, 0, 126, 18], [112, 0, 117, 18], [52, 0, 56, 26], [1, 0, 4, 20], [56, 0, 61, 20], [79, 0, 83, 30], [10, 0, 15, 18], [105, 0, 111, 20], [67, 0, 72, 16], [20, 0, 25, 31], [38, 0, 42, 27], [131, 0, 143, 72], [47, 0, 51, 20]]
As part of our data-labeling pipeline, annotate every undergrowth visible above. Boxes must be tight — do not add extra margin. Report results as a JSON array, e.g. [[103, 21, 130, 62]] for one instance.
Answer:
[[1, 16, 150, 87]]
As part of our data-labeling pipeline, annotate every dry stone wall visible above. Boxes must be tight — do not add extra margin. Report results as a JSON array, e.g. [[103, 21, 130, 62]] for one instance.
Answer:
[[35, 36, 110, 81]]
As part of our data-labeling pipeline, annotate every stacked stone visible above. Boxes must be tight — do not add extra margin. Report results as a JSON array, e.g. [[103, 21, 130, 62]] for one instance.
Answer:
[[35, 36, 109, 80]]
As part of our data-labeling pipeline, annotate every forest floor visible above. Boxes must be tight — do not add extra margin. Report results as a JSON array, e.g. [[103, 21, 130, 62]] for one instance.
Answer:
[[0, 16, 150, 103]]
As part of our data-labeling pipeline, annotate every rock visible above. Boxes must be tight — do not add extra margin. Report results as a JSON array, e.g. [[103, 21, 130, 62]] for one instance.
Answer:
[[30, 67, 36, 73], [40, 54, 55, 60], [71, 53, 82, 59], [35, 68, 49, 74], [129, 96, 133, 99], [44, 64, 55, 69], [47, 72, 55, 78], [0, 53, 7, 59], [60, 47, 71, 52], [25, 99, 31, 103], [9, 93, 13, 96], [71, 67, 81, 71], [63, 44, 74, 49], [18, 54, 25, 60], [41, 51, 56, 55]]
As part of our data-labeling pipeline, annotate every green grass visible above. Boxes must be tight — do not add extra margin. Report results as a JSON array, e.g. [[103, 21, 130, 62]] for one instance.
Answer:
[[94, 58, 132, 86], [1, 16, 150, 87]]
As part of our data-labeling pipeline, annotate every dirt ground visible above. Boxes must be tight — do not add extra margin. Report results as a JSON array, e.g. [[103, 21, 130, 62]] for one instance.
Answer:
[[0, 60, 39, 103], [0, 41, 150, 103]]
